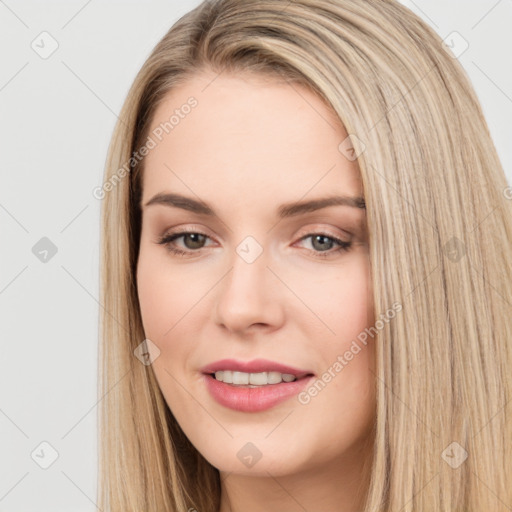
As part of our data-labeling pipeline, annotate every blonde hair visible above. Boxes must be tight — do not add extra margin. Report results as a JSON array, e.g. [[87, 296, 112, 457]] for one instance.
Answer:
[[98, 0, 512, 510]]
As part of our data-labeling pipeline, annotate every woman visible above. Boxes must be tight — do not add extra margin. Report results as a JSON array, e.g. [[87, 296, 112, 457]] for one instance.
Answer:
[[97, 0, 512, 510]]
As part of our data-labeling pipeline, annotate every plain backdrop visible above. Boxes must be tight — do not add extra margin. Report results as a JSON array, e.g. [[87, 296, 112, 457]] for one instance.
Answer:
[[0, 1, 511, 510]]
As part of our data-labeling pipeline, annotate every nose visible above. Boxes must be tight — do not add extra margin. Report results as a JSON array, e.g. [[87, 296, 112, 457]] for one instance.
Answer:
[[213, 243, 285, 336]]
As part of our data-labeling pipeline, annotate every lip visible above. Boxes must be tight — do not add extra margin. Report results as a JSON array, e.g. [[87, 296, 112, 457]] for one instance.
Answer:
[[200, 358, 314, 379], [200, 358, 315, 413]]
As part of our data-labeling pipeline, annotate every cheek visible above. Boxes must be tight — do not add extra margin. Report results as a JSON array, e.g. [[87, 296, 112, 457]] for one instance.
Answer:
[[136, 249, 200, 338], [306, 255, 373, 339], [306, 257, 375, 418], [137, 260, 171, 338], [136, 252, 196, 405], [136, 247, 215, 387]]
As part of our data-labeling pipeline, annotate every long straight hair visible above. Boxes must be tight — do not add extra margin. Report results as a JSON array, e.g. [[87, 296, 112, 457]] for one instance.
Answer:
[[97, 0, 512, 510]]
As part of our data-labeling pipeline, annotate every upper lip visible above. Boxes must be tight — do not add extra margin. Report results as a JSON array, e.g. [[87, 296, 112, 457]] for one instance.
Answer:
[[200, 358, 315, 379]]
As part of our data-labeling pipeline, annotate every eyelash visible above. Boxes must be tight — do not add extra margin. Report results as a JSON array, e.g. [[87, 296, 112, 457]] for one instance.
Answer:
[[156, 230, 352, 259]]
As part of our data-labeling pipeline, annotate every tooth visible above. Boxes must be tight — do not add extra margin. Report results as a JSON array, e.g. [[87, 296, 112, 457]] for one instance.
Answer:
[[267, 371, 283, 384], [232, 371, 249, 385], [214, 370, 299, 385], [249, 372, 268, 385]]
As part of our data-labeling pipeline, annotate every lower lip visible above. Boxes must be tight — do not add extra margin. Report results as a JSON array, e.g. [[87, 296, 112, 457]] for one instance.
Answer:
[[202, 373, 314, 412]]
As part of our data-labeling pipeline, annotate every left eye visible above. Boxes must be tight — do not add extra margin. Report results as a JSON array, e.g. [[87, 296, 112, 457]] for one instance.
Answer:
[[297, 233, 352, 257], [156, 231, 352, 258]]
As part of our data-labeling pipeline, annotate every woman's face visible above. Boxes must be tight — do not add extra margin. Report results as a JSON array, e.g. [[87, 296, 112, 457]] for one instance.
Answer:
[[136, 70, 376, 478]]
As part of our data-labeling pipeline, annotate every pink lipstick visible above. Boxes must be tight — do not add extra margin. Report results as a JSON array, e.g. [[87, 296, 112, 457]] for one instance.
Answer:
[[201, 358, 315, 412]]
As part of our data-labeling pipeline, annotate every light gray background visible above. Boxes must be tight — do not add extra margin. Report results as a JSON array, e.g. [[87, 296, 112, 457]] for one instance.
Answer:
[[1, 1, 510, 510]]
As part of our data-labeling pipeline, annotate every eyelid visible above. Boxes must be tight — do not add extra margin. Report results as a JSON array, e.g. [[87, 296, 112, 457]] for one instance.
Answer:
[[295, 224, 352, 241], [158, 224, 215, 239]]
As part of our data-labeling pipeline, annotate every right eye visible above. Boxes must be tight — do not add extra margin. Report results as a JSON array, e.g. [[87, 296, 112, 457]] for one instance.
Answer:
[[157, 231, 213, 257]]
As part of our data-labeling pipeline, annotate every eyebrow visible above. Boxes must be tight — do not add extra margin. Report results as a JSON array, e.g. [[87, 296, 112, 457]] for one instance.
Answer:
[[143, 192, 365, 218]]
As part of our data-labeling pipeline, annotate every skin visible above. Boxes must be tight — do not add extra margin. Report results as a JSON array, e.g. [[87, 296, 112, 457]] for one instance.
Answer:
[[136, 70, 376, 512]]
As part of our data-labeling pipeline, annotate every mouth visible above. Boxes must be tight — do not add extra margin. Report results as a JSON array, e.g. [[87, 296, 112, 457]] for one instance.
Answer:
[[200, 359, 316, 411]]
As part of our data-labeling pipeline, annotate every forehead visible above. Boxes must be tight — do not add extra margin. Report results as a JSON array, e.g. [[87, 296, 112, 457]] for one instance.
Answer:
[[141, 71, 362, 208]]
